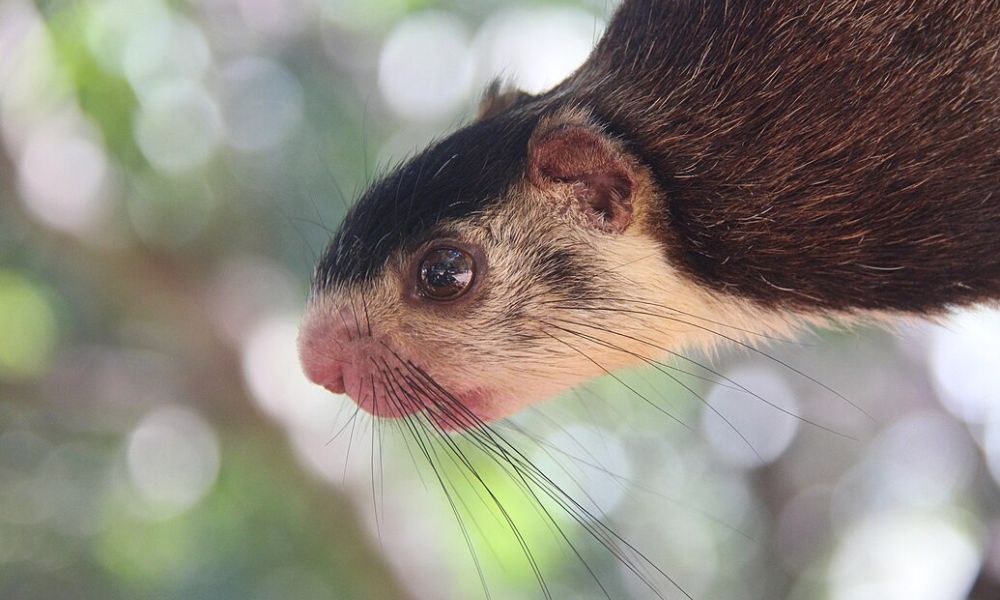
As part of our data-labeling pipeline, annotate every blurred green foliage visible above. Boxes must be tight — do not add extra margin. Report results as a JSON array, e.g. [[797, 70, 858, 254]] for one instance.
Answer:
[[0, 271, 57, 380]]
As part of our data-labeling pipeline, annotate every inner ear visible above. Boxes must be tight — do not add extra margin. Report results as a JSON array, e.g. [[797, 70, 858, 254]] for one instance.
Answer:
[[528, 125, 635, 233]]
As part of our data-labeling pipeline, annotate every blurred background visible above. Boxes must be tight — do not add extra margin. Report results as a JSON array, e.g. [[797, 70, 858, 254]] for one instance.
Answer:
[[2, 0, 1000, 598]]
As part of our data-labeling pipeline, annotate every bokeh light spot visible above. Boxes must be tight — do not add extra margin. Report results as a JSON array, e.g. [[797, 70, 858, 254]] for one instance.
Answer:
[[701, 367, 800, 468], [126, 406, 221, 519], [134, 81, 222, 172], [0, 4, 72, 151], [205, 256, 301, 344], [220, 57, 304, 152], [929, 308, 1000, 424], [18, 123, 108, 235], [474, 8, 605, 95], [378, 12, 475, 121], [980, 413, 1000, 489], [533, 425, 632, 519], [240, 314, 335, 432], [123, 14, 211, 94], [85, 0, 170, 76], [869, 412, 975, 509], [829, 510, 981, 600]]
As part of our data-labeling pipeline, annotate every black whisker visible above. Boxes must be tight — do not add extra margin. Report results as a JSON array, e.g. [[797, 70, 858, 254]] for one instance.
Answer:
[[547, 298, 872, 421], [551, 316, 856, 441], [377, 362, 497, 600], [401, 360, 690, 600], [542, 321, 763, 461], [538, 329, 693, 432]]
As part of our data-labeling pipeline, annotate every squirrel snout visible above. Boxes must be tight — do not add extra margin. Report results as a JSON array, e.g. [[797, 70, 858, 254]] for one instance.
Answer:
[[315, 362, 347, 395], [297, 308, 420, 418], [298, 316, 350, 393]]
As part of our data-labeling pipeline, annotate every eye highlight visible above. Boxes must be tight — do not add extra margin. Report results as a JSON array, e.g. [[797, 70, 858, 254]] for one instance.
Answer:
[[418, 247, 476, 300]]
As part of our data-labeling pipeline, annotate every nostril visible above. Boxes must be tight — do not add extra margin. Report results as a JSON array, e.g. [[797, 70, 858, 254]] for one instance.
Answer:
[[299, 315, 358, 377], [298, 341, 347, 392], [323, 375, 346, 395], [299, 315, 372, 405], [309, 359, 347, 394]]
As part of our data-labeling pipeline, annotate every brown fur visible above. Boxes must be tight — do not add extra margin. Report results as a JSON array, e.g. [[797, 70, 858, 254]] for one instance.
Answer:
[[557, 0, 1000, 312]]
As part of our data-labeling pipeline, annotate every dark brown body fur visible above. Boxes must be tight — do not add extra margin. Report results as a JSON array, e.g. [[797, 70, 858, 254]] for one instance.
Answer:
[[556, 0, 1000, 312]]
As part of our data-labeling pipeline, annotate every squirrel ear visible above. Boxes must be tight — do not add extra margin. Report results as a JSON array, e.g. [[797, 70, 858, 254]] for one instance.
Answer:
[[478, 79, 529, 120], [528, 125, 635, 233]]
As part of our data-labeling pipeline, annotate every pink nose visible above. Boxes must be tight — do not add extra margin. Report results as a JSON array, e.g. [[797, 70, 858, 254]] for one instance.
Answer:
[[314, 360, 347, 394], [298, 316, 356, 395], [298, 308, 420, 419]]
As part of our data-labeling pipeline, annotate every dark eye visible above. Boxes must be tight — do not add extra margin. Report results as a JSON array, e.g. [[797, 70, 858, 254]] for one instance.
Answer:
[[418, 247, 475, 300]]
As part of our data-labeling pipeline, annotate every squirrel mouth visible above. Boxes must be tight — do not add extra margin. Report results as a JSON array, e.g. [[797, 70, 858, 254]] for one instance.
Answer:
[[354, 382, 494, 432], [298, 311, 495, 431], [423, 388, 493, 431], [329, 362, 493, 431]]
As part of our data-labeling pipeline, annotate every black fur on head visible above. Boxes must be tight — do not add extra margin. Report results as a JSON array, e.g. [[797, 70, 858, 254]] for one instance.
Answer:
[[317, 0, 999, 316], [315, 107, 542, 290]]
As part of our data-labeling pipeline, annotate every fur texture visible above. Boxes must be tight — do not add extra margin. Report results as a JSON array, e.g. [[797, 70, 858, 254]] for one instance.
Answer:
[[303, 0, 1000, 426], [572, 0, 1000, 311]]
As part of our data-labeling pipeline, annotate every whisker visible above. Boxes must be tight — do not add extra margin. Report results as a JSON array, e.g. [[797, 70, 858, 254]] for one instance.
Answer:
[[340, 374, 368, 484], [360, 290, 373, 337], [551, 316, 856, 441], [397, 364, 611, 598], [400, 360, 690, 600], [547, 298, 872, 420], [369, 371, 384, 547], [537, 329, 693, 432], [326, 401, 363, 446], [335, 300, 357, 344], [542, 321, 763, 461], [392, 366, 556, 599], [542, 295, 805, 345], [377, 363, 499, 600], [499, 420, 759, 545], [347, 290, 366, 341]]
